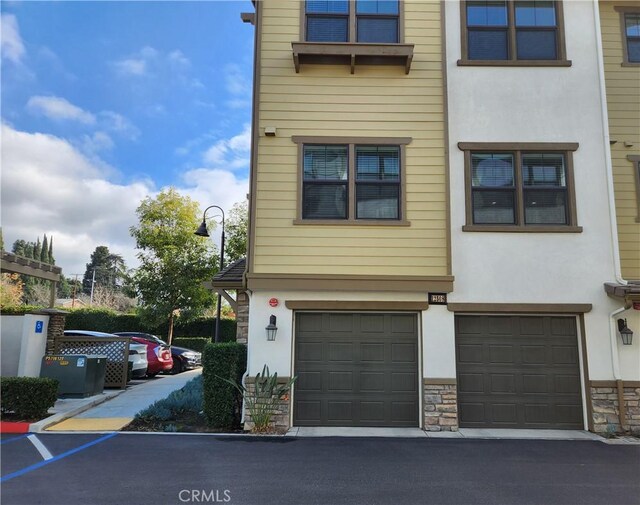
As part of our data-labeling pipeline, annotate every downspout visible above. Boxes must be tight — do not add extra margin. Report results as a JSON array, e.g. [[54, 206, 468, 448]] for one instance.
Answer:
[[593, 2, 628, 431]]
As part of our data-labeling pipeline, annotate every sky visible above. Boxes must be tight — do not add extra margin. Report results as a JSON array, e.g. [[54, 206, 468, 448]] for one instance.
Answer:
[[1, 0, 254, 277]]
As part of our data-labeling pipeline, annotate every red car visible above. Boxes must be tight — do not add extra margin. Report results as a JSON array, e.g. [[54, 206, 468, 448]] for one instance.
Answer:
[[115, 332, 173, 377]]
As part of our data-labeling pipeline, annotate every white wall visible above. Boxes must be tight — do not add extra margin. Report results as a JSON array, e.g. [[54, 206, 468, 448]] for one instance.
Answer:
[[444, 0, 621, 379], [422, 305, 456, 378], [1, 316, 25, 377]]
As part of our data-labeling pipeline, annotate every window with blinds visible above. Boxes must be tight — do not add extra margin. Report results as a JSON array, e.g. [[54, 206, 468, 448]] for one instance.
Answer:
[[355, 146, 400, 219], [464, 0, 561, 61], [468, 150, 574, 228], [305, 0, 399, 44], [303, 145, 349, 219]]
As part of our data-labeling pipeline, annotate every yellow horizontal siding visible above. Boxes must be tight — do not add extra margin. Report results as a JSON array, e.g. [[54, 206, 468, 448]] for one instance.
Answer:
[[600, 1, 640, 280], [253, 0, 447, 277]]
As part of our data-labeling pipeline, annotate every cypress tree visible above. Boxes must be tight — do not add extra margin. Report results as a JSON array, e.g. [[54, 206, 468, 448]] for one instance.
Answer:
[[48, 237, 54, 264], [34, 238, 41, 262], [41, 235, 49, 263]]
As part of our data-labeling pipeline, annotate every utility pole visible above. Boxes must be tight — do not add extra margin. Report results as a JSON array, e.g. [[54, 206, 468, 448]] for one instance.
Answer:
[[71, 273, 81, 308], [89, 269, 96, 305]]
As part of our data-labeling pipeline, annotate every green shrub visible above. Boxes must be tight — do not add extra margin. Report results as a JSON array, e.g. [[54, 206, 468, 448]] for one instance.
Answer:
[[64, 308, 236, 341], [0, 305, 48, 315], [135, 376, 203, 422], [203, 342, 247, 429], [172, 337, 209, 353], [0, 377, 59, 419]]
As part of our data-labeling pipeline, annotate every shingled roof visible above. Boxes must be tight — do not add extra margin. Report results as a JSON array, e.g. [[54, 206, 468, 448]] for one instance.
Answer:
[[210, 257, 245, 289]]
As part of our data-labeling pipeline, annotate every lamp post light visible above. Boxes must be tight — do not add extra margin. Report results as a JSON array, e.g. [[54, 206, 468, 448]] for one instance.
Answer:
[[195, 205, 225, 343], [617, 318, 634, 346]]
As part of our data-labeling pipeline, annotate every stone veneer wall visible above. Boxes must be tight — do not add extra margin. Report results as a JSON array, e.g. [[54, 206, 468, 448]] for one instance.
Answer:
[[236, 291, 249, 344], [424, 381, 458, 431], [42, 309, 67, 355], [242, 379, 291, 433], [591, 385, 640, 436]]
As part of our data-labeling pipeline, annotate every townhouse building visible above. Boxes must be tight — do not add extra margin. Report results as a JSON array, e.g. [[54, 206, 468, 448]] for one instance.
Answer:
[[232, 0, 640, 434]]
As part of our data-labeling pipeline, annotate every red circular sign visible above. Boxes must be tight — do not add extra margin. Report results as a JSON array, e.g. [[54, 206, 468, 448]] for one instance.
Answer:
[[268, 298, 279, 307]]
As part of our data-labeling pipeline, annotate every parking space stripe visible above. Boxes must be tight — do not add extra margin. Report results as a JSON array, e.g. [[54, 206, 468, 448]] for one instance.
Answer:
[[0, 432, 118, 483], [27, 435, 53, 461], [0, 434, 29, 445]]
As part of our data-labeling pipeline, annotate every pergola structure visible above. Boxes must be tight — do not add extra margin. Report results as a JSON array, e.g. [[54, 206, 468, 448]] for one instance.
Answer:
[[1, 251, 62, 307]]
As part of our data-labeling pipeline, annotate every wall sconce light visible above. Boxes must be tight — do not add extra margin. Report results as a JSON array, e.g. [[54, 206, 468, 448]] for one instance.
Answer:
[[266, 315, 277, 341], [617, 318, 634, 345]]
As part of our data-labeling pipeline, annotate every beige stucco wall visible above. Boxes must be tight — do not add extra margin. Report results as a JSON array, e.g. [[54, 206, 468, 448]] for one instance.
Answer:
[[252, 0, 447, 277], [600, 1, 640, 280]]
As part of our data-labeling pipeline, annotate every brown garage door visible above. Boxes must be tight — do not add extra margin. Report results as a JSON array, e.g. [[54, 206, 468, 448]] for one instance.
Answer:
[[294, 312, 419, 427], [456, 315, 583, 429]]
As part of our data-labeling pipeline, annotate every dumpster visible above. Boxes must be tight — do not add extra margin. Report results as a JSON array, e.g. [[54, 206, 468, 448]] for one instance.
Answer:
[[40, 355, 107, 398]]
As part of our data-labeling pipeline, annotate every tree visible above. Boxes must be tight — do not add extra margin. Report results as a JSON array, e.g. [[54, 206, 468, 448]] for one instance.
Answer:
[[0, 273, 23, 307], [130, 188, 218, 344], [48, 237, 54, 264], [0, 227, 4, 251], [225, 200, 248, 263], [41, 235, 49, 263], [82, 246, 127, 295], [33, 237, 41, 262]]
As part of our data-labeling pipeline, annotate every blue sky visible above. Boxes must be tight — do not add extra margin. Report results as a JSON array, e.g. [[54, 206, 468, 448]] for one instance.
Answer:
[[1, 0, 254, 275]]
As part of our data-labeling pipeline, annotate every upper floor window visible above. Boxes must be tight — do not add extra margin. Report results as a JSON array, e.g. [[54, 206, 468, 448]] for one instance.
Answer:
[[460, 0, 570, 65], [305, 0, 400, 43], [624, 12, 640, 63], [294, 136, 411, 224], [458, 143, 581, 232]]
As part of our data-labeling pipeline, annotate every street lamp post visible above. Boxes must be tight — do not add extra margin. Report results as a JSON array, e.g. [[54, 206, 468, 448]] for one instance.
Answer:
[[195, 205, 225, 343]]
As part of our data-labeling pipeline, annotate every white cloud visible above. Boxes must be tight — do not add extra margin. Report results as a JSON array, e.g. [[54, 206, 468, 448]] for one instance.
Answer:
[[1, 13, 25, 64], [1, 123, 249, 274], [99, 111, 140, 140], [114, 46, 193, 79], [203, 124, 251, 170], [114, 58, 147, 76], [224, 63, 251, 96], [27, 95, 96, 124], [1, 123, 152, 274], [81, 131, 114, 153]]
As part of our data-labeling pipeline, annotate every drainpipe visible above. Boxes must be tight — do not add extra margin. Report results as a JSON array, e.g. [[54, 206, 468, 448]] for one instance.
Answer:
[[593, 1, 629, 432]]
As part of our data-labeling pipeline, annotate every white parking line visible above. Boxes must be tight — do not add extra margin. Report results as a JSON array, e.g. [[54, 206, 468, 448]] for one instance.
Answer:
[[27, 435, 53, 461]]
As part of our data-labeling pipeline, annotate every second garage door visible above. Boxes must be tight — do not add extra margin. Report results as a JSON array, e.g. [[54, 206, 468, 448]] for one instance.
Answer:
[[456, 315, 584, 429], [294, 312, 419, 427]]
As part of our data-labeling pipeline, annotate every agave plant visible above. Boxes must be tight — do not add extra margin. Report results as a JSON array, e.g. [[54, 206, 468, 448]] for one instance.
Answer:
[[221, 365, 296, 433]]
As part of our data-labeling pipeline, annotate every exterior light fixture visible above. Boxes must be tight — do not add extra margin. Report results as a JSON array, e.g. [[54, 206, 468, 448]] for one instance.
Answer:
[[266, 315, 277, 341], [617, 318, 634, 346], [195, 205, 225, 343]]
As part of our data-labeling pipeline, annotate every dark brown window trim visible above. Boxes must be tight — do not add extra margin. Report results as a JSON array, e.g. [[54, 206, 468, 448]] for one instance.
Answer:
[[459, 0, 569, 66], [447, 303, 593, 313], [629, 155, 640, 222], [458, 142, 580, 232], [295, 2, 413, 73], [285, 300, 429, 311], [615, 6, 640, 66], [294, 136, 412, 225]]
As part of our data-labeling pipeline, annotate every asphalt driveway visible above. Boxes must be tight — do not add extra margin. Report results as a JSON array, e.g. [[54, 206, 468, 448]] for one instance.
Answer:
[[1, 433, 638, 505]]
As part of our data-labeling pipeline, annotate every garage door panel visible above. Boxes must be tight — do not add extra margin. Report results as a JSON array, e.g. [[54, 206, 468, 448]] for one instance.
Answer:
[[295, 312, 418, 427], [361, 315, 385, 333], [456, 315, 583, 430], [297, 342, 323, 362], [298, 314, 323, 332], [392, 343, 417, 363], [361, 343, 385, 362], [329, 343, 353, 361], [491, 374, 516, 393], [329, 313, 354, 332]]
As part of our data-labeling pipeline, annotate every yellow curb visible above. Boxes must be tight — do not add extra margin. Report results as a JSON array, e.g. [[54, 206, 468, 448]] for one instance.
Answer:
[[45, 417, 133, 431]]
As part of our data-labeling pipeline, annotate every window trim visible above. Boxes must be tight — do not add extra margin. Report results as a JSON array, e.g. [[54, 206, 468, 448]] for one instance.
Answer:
[[293, 136, 412, 225], [616, 7, 640, 67], [458, 142, 582, 232], [300, 1, 405, 44], [458, 0, 571, 67], [629, 155, 640, 223]]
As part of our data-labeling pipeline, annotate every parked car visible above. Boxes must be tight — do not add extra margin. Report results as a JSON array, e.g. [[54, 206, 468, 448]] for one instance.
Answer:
[[113, 332, 173, 377], [113, 332, 202, 374], [63, 330, 148, 379]]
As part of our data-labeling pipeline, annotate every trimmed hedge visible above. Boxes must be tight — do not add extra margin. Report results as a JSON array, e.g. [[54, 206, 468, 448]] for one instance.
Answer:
[[1, 305, 47, 315], [1, 377, 59, 419], [172, 337, 209, 353], [203, 342, 247, 429], [63, 308, 236, 341]]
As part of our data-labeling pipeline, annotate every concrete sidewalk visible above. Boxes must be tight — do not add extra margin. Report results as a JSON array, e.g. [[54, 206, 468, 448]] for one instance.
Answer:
[[46, 369, 201, 432]]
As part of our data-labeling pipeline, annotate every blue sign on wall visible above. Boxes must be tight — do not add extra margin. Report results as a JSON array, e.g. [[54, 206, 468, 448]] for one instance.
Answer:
[[35, 321, 44, 334]]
